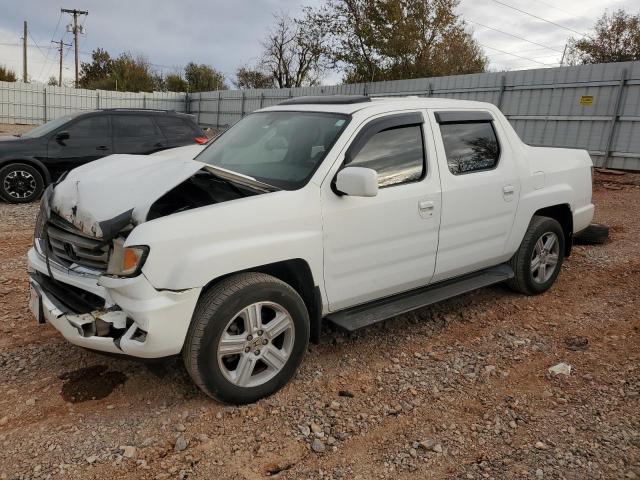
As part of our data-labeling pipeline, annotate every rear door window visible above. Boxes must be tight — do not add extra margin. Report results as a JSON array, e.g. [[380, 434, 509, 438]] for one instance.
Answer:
[[112, 115, 160, 137], [439, 121, 500, 175]]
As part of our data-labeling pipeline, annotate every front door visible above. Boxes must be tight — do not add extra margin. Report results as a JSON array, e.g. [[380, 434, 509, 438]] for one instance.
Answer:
[[321, 111, 441, 311], [46, 115, 112, 177]]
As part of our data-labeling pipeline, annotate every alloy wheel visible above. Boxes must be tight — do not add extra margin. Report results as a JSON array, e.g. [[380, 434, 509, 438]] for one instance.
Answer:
[[530, 231, 560, 284], [3, 170, 37, 200]]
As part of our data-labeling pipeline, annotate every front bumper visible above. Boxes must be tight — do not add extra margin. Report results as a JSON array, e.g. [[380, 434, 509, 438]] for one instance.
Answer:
[[27, 247, 201, 358]]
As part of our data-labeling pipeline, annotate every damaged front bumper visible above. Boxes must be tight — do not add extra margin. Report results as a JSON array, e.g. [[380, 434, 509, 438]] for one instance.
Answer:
[[27, 247, 201, 358]]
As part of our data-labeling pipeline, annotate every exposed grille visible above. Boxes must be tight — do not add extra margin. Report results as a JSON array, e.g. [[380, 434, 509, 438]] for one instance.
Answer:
[[45, 214, 110, 272]]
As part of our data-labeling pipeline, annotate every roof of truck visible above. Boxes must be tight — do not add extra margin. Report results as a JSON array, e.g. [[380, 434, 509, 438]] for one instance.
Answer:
[[262, 95, 497, 115]]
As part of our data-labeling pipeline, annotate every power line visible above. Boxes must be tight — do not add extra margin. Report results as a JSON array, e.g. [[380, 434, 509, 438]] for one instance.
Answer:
[[467, 19, 564, 53], [529, 0, 576, 17], [489, 0, 587, 37], [479, 43, 559, 67]]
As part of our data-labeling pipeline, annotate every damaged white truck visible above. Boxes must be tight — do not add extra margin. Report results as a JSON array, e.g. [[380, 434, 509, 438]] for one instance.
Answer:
[[28, 96, 594, 404]]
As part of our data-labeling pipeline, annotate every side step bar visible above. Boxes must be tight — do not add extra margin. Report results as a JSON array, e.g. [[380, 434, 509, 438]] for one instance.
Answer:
[[326, 264, 514, 332]]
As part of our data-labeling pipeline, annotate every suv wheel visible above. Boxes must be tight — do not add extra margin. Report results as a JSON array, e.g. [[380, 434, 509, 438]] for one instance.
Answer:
[[183, 272, 309, 404], [0, 163, 44, 203], [507, 215, 565, 295]]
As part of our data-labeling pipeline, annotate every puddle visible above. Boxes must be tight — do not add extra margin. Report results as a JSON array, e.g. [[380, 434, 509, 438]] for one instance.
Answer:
[[58, 365, 127, 403]]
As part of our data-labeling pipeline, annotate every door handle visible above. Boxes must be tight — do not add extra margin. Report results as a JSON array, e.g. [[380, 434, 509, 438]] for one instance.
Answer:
[[96, 145, 109, 151], [503, 185, 516, 202], [419, 200, 435, 211]]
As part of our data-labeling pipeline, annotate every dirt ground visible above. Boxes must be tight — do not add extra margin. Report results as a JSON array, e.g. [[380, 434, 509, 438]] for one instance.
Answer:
[[0, 168, 639, 479]]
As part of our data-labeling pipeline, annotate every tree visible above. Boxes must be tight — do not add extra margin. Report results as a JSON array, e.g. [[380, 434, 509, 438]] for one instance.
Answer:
[[304, 0, 487, 83], [260, 12, 328, 88], [0, 65, 17, 82], [47, 76, 58, 86], [165, 73, 189, 92], [568, 9, 640, 64], [184, 62, 228, 92], [234, 66, 274, 89], [79, 48, 114, 89]]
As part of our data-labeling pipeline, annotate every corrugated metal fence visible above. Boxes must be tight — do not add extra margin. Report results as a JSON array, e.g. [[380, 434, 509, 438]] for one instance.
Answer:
[[189, 61, 640, 170], [0, 82, 187, 125]]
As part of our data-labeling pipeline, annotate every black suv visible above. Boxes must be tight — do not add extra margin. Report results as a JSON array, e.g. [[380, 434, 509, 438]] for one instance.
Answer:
[[0, 109, 207, 203]]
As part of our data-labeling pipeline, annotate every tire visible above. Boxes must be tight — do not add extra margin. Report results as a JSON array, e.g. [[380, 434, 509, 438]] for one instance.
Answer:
[[0, 163, 45, 203], [507, 215, 565, 296], [574, 223, 609, 245], [183, 272, 309, 404]]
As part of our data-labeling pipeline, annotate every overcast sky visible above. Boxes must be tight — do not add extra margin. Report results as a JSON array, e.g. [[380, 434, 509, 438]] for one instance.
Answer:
[[0, 0, 637, 87]]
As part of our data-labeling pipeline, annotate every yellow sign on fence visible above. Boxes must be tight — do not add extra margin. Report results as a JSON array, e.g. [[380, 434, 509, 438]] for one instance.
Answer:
[[580, 95, 594, 106]]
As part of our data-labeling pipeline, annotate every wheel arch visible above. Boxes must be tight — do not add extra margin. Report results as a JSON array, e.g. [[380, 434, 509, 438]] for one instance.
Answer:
[[0, 157, 52, 185], [200, 258, 323, 343], [534, 204, 573, 256]]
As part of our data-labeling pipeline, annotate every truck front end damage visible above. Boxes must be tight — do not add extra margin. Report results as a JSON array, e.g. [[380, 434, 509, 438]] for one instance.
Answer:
[[27, 200, 202, 357]]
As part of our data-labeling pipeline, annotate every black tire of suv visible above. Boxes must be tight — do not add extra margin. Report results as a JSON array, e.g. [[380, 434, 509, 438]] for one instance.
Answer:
[[574, 223, 609, 245], [507, 215, 565, 296], [183, 272, 309, 404], [0, 163, 45, 203]]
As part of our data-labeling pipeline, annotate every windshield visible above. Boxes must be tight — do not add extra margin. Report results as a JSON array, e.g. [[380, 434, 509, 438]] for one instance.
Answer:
[[195, 111, 350, 190], [21, 114, 79, 138]]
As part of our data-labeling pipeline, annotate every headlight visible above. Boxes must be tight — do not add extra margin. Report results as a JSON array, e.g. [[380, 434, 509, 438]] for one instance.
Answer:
[[106, 238, 149, 277]]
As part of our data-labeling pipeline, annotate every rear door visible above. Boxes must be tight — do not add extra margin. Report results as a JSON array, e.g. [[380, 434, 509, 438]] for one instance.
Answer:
[[154, 115, 202, 148], [429, 109, 520, 282], [46, 114, 112, 173], [111, 114, 167, 154]]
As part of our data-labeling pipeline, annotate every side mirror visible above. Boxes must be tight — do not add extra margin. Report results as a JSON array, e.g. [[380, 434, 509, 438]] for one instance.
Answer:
[[335, 166, 378, 197], [56, 131, 70, 142]]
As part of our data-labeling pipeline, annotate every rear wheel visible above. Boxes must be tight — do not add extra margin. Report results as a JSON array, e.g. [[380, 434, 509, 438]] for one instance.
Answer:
[[0, 163, 44, 203], [183, 272, 309, 404], [507, 216, 565, 295]]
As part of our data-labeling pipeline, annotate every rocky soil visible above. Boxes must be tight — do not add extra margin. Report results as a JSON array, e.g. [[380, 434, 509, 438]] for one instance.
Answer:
[[0, 171, 638, 480]]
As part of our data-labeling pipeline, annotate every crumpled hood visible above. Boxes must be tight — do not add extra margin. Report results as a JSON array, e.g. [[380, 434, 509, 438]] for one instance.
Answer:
[[51, 154, 203, 238]]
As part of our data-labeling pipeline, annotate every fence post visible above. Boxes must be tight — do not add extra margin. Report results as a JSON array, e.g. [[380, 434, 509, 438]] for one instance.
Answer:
[[215, 91, 221, 129], [427, 82, 433, 97], [142, 94, 146, 109], [197, 93, 202, 125], [259, 92, 264, 109], [240, 90, 245, 118], [602, 68, 627, 169], [43, 87, 47, 123], [96, 90, 100, 109], [184, 93, 190, 114], [496, 75, 506, 111]]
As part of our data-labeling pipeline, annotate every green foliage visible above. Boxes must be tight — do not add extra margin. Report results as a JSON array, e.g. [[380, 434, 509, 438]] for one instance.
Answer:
[[568, 9, 640, 65], [47, 76, 59, 86], [184, 62, 228, 92], [304, 0, 487, 83], [235, 67, 274, 89], [165, 73, 189, 92], [0, 65, 17, 82]]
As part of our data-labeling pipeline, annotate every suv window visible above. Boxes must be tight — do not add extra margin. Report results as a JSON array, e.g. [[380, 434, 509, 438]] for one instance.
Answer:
[[112, 115, 159, 137], [155, 116, 193, 136], [439, 122, 500, 175], [347, 125, 424, 187], [66, 116, 109, 138]]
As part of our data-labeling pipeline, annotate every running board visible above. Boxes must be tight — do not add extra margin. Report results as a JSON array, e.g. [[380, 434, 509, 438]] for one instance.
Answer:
[[326, 264, 514, 332]]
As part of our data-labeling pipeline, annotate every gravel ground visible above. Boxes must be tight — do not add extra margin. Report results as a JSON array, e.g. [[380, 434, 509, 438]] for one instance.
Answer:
[[0, 170, 639, 480], [0, 124, 35, 137]]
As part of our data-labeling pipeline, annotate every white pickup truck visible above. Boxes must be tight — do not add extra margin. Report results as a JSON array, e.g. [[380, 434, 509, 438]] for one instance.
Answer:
[[27, 96, 594, 404]]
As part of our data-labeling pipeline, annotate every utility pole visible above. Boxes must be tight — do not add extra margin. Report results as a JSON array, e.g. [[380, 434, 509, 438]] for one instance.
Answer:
[[52, 39, 72, 87], [61, 8, 88, 87], [560, 43, 568, 66], [22, 21, 27, 82]]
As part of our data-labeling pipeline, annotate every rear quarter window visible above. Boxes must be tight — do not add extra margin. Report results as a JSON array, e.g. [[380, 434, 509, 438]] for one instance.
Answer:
[[155, 116, 195, 136], [112, 115, 159, 137]]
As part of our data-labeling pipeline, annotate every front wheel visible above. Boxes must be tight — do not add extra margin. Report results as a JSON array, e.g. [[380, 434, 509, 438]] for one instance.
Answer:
[[0, 163, 45, 203], [507, 216, 565, 295], [183, 272, 309, 404]]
